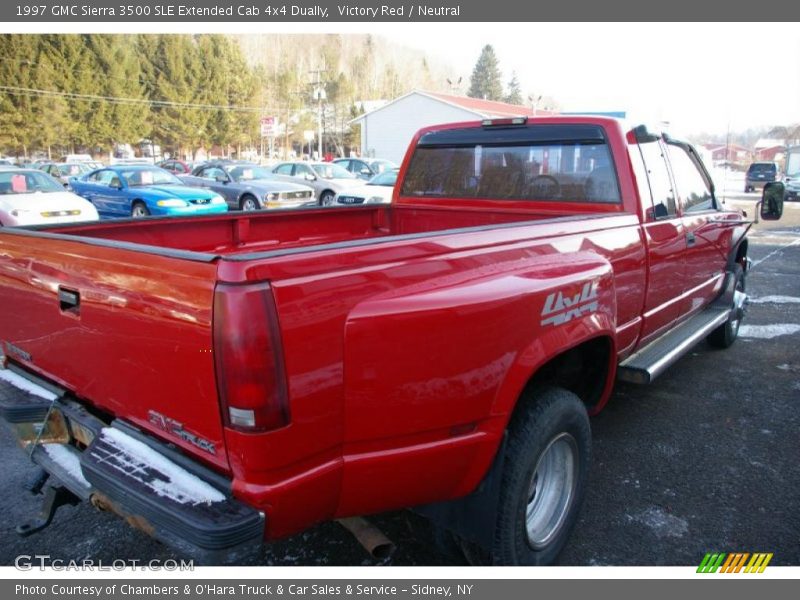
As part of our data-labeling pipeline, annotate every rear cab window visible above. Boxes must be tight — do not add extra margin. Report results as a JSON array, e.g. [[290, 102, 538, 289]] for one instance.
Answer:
[[399, 124, 621, 204]]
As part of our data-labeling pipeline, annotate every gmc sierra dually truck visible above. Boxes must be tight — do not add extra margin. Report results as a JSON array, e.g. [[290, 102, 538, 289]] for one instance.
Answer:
[[0, 117, 785, 565]]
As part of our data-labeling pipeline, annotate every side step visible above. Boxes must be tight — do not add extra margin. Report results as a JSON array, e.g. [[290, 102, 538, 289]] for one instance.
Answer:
[[617, 307, 730, 384]]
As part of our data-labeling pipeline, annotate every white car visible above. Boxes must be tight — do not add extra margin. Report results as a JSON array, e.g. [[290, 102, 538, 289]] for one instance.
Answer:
[[0, 168, 99, 227], [334, 169, 398, 205]]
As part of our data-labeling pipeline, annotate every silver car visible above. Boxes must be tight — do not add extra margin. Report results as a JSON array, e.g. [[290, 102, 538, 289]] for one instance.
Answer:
[[180, 162, 315, 211], [271, 162, 362, 206], [40, 163, 92, 188]]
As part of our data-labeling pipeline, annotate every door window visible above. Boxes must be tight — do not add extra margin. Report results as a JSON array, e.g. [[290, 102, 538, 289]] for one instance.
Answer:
[[667, 145, 716, 213], [637, 140, 676, 218]]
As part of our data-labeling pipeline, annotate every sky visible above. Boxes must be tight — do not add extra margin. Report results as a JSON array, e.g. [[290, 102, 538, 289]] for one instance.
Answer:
[[382, 22, 800, 136]]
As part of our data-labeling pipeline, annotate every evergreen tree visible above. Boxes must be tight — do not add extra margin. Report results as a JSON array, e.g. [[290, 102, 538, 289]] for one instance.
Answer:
[[468, 45, 503, 101], [504, 72, 523, 105]]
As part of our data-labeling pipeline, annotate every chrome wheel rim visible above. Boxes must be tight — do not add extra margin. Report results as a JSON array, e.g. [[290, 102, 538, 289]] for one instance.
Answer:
[[525, 433, 578, 549], [132, 205, 147, 217], [242, 198, 257, 211], [730, 280, 746, 333], [321, 194, 334, 206]]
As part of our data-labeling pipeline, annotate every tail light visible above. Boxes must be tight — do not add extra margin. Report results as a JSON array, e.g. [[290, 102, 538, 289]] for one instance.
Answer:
[[213, 282, 289, 432]]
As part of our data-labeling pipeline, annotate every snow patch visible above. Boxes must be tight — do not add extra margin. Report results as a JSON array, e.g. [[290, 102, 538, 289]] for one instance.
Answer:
[[43, 444, 91, 488], [749, 295, 800, 304], [630, 506, 688, 538], [100, 428, 226, 505], [738, 324, 800, 339], [0, 369, 57, 401]]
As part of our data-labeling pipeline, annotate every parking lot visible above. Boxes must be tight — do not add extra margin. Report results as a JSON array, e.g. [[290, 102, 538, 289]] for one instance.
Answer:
[[1, 187, 798, 567]]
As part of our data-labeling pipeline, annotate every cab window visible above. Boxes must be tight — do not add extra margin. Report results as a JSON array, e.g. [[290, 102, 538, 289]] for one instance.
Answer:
[[637, 140, 676, 218]]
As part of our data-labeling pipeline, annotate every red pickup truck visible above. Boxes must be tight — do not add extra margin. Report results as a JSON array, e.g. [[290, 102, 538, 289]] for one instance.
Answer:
[[0, 117, 785, 565]]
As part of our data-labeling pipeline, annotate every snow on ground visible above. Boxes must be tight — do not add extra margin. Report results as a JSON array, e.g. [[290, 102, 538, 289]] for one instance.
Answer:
[[749, 295, 800, 304], [101, 428, 226, 505], [42, 444, 91, 488], [738, 324, 800, 339]]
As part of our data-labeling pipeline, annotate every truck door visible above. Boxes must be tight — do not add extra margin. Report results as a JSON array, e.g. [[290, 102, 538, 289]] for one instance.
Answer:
[[666, 143, 729, 317], [634, 137, 686, 345]]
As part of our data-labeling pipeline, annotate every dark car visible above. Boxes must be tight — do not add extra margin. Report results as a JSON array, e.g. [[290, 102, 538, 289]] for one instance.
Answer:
[[180, 162, 315, 211], [333, 157, 398, 180], [157, 159, 192, 175], [744, 162, 781, 193]]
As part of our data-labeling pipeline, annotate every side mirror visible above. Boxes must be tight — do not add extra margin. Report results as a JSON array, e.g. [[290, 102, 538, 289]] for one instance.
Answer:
[[758, 182, 784, 222]]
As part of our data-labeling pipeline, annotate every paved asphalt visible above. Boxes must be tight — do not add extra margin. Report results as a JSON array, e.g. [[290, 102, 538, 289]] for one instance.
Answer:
[[0, 197, 798, 567]]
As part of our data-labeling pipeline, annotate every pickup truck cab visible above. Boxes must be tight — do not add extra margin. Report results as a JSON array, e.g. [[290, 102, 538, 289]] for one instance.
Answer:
[[0, 117, 783, 565]]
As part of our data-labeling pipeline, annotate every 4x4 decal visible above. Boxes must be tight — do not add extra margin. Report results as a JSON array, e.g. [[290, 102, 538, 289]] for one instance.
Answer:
[[540, 281, 599, 326]]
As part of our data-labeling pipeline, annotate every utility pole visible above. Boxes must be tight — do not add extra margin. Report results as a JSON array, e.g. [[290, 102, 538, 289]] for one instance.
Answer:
[[309, 67, 327, 160]]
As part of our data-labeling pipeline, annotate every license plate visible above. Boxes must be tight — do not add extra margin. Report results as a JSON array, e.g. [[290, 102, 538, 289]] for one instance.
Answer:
[[339, 197, 361, 204]]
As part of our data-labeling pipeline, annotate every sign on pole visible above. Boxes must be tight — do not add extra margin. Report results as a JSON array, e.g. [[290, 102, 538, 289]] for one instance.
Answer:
[[260, 116, 275, 138]]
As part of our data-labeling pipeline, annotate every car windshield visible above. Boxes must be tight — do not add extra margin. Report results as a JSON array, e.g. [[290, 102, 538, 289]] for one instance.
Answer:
[[368, 170, 399, 186], [369, 160, 397, 174], [748, 163, 776, 174], [311, 163, 355, 179], [228, 165, 274, 181], [59, 164, 88, 176], [122, 168, 182, 186], [0, 170, 64, 194]]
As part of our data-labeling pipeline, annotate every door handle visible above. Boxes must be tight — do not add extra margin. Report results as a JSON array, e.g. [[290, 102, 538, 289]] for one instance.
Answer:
[[58, 287, 80, 314], [686, 232, 696, 247]]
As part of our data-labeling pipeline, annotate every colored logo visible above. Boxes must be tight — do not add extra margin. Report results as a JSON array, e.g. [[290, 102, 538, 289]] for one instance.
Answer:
[[697, 552, 773, 573]]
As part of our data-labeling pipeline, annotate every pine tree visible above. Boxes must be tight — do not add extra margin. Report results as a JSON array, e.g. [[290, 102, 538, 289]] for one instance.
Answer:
[[504, 72, 523, 105], [468, 45, 503, 101]]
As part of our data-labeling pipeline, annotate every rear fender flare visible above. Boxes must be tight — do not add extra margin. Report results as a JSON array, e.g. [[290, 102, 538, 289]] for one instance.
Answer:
[[490, 267, 617, 421]]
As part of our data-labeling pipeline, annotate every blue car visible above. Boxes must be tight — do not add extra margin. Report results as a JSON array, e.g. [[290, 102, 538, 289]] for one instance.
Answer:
[[70, 165, 228, 219]]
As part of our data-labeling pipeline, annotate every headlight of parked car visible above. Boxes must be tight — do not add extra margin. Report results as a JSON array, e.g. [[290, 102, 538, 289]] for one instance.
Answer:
[[156, 199, 188, 207], [265, 192, 279, 202]]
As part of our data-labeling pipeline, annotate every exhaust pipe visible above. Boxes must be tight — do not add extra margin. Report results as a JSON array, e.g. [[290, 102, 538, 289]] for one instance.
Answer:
[[337, 517, 396, 560]]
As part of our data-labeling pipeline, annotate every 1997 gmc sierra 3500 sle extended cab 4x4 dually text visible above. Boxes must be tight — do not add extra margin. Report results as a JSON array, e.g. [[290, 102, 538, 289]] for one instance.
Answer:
[[0, 117, 785, 565]]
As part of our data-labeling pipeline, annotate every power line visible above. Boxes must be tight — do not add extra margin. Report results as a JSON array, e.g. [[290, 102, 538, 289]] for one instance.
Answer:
[[0, 84, 279, 113]]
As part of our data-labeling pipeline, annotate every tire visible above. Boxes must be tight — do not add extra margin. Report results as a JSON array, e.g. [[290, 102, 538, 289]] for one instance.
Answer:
[[478, 386, 591, 565], [131, 201, 150, 218], [708, 264, 745, 349], [319, 191, 336, 206], [239, 195, 259, 211]]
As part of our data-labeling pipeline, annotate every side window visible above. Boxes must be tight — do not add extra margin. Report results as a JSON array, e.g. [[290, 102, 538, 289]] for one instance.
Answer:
[[96, 170, 116, 186], [637, 140, 676, 218], [294, 164, 311, 177], [666, 144, 715, 213], [274, 163, 293, 175]]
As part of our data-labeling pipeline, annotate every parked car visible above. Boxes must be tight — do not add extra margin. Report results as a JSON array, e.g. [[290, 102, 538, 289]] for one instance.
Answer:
[[333, 157, 398, 180], [0, 168, 98, 226], [271, 161, 362, 205], [157, 159, 192, 175], [181, 162, 315, 211], [59, 154, 103, 170], [41, 162, 92, 188], [69, 165, 228, 218], [744, 161, 781, 192], [335, 168, 398, 205]]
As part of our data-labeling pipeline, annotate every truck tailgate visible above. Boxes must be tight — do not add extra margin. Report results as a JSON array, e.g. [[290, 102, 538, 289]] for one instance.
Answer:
[[0, 233, 228, 471]]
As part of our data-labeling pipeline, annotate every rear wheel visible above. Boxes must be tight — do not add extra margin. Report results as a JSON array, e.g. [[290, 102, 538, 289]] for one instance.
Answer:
[[470, 386, 590, 565], [131, 202, 150, 218], [708, 264, 746, 348], [239, 195, 259, 211]]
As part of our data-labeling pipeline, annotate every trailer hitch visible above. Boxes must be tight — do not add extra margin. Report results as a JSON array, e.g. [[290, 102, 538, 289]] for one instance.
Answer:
[[16, 484, 80, 537]]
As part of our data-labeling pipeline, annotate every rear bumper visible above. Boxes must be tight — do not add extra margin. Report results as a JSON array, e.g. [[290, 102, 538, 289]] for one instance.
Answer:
[[0, 365, 264, 564]]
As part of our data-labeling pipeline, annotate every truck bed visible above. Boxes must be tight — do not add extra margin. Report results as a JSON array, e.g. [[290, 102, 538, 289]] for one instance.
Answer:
[[29, 203, 618, 259]]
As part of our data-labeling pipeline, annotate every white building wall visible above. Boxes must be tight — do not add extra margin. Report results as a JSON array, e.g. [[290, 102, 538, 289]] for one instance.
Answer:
[[359, 94, 479, 164]]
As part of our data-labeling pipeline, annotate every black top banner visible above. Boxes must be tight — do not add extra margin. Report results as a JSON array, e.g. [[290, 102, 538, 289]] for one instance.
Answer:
[[3, 0, 800, 22]]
